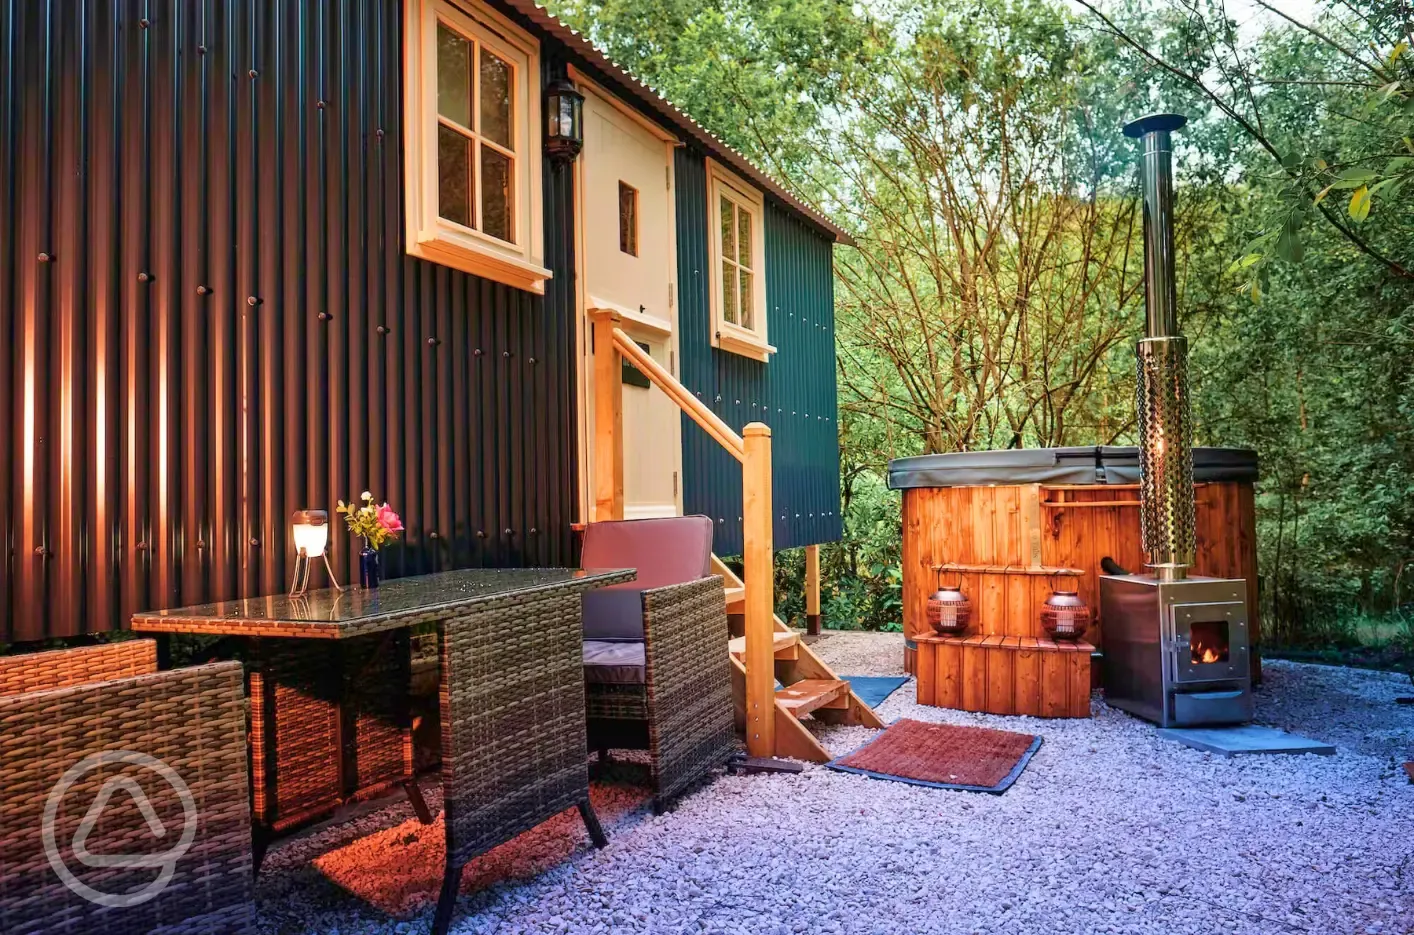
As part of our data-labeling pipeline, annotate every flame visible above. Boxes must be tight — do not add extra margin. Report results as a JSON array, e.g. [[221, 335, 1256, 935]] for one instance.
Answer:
[[1196, 646, 1221, 664]]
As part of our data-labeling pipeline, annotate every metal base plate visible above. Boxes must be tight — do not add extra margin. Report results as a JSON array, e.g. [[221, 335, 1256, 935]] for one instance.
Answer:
[[1157, 725, 1336, 757]]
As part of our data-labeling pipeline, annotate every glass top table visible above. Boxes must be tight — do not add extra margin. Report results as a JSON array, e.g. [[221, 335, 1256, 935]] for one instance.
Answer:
[[130, 567, 636, 639]]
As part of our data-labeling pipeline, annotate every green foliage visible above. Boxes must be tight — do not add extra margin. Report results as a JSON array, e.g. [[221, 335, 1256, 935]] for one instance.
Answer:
[[561, 0, 1414, 645]]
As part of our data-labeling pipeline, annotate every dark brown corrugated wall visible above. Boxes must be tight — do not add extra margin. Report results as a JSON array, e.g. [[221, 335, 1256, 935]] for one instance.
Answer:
[[0, 0, 580, 643]]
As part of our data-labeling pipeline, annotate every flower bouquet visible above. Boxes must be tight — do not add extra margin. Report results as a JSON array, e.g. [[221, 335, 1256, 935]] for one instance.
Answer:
[[337, 492, 404, 589]]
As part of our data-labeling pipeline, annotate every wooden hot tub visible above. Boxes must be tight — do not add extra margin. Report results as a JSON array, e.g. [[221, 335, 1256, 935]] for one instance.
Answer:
[[889, 446, 1260, 686]]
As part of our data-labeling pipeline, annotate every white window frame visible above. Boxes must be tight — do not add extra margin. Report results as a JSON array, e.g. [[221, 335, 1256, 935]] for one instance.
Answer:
[[404, 0, 550, 293], [707, 159, 773, 361]]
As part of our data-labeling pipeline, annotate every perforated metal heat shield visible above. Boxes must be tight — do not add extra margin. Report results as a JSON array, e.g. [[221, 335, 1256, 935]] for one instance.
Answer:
[[1136, 336, 1197, 571]]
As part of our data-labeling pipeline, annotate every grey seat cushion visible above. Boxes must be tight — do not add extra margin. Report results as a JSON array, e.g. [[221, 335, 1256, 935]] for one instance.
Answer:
[[582, 640, 646, 685]]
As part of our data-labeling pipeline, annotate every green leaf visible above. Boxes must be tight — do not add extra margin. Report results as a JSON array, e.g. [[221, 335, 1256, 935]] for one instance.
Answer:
[[1313, 184, 1333, 205], [1275, 224, 1304, 263], [1330, 167, 1377, 189], [1225, 252, 1263, 275], [1348, 185, 1372, 222], [1369, 176, 1401, 197], [1281, 151, 1302, 170], [1377, 81, 1403, 103]]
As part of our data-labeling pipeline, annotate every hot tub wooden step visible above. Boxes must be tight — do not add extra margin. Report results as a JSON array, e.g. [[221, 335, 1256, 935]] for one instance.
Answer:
[[775, 679, 850, 718], [915, 635, 1093, 718]]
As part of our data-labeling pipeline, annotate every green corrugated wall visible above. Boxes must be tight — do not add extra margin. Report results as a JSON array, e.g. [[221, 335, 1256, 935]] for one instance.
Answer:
[[674, 149, 842, 555]]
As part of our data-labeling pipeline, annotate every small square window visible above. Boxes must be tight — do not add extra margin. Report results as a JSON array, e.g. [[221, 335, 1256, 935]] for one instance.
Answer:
[[618, 182, 639, 257]]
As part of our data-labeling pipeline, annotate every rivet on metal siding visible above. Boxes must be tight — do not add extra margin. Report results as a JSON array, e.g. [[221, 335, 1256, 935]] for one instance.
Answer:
[[37, 252, 54, 263], [528, 357, 536, 365], [198, 45, 207, 55], [247, 296, 261, 306], [427, 337, 440, 346], [476, 530, 486, 538], [316, 100, 326, 110], [429, 531, 439, 539], [376, 129, 385, 139], [503, 528, 513, 536], [197, 285, 211, 295], [318, 311, 333, 321], [502, 350, 512, 358], [138, 272, 153, 283], [376, 325, 390, 335], [529, 528, 538, 535], [250, 537, 260, 547], [135, 541, 148, 551], [473, 348, 483, 357], [139, 18, 151, 29], [196, 540, 206, 550], [248, 69, 259, 79], [34, 545, 49, 556]]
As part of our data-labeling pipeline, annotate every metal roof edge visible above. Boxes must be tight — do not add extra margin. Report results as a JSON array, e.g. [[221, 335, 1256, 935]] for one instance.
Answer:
[[497, 0, 856, 247]]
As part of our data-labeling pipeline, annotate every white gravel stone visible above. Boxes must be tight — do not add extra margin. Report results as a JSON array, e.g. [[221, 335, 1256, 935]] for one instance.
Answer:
[[254, 635, 1414, 935]]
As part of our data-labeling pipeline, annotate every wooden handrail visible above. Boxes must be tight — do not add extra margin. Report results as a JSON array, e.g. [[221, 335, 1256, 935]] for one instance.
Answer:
[[609, 327, 745, 461], [588, 307, 775, 757]]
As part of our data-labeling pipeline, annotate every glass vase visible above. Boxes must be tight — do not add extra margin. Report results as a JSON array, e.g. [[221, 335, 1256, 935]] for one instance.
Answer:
[[359, 542, 381, 590]]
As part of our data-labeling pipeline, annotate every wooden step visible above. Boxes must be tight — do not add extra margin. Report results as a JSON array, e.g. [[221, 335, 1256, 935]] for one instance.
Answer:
[[775, 679, 850, 718], [728, 630, 799, 661], [723, 586, 745, 614], [915, 635, 1093, 718]]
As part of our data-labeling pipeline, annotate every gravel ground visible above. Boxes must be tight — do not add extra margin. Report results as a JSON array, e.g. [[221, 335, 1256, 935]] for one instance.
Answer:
[[256, 633, 1414, 935]]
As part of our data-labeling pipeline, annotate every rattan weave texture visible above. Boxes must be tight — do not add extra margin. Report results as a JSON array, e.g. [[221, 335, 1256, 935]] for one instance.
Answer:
[[439, 589, 591, 867], [0, 648, 253, 935], [0, 640, 156, 697], [586, 576, 735, 807]]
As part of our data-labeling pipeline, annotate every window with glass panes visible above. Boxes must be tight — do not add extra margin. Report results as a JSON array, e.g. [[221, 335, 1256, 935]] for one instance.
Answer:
[[718, 190, 757, 331], [436, 20, 516, 244]]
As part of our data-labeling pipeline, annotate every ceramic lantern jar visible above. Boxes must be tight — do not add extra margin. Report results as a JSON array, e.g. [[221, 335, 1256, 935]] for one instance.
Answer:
[[1040, 589, 1091, 640], [926, 584, 972, 635]]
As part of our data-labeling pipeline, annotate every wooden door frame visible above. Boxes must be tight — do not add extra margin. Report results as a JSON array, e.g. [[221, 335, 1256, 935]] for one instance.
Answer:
[[572, 72, 682, 525]]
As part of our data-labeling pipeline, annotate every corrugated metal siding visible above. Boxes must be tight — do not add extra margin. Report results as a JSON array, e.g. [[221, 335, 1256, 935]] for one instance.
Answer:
[[0, 0, 579, 643], [674, 149, 842, 555]]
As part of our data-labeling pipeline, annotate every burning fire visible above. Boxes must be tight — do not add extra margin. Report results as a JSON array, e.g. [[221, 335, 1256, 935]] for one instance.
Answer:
[[1190, 623, 1228, 665], [1187, 619, 1233, 664]]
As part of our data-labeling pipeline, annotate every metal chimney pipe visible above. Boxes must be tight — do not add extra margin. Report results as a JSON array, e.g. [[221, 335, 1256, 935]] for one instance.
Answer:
[[1124, 113, 1196, 581]]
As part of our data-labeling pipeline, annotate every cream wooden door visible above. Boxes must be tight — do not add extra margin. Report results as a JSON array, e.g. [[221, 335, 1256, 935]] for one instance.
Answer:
[[578, 85, 681, 520]]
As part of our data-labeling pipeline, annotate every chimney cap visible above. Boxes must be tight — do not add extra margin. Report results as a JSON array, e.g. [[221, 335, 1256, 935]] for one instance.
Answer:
[[1123, 112, 1188, 138]]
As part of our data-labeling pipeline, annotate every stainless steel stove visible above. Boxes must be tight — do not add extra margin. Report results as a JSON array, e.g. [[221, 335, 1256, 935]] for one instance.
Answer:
[[1099, 113, 1253, 728], [1101, 575, 1252, 727]]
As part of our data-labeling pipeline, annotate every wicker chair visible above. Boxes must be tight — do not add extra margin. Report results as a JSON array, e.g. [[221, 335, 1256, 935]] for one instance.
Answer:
[[581, 516, 735, 812], [0, 641, 254, 935]]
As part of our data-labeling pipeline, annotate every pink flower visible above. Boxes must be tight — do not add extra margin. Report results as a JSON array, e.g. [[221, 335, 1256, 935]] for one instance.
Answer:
[[375, 503, 404, 534]]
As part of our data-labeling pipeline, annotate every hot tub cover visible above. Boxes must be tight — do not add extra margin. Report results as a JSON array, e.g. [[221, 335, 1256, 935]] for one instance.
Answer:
[[887, 446, 1258, 489]]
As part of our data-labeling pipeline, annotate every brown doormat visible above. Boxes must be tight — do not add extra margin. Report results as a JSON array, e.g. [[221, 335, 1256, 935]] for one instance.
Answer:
[[826, 718, 1041, 794]]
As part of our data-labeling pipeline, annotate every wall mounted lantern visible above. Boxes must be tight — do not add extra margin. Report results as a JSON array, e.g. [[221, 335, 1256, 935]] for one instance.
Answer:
[[545, 78, 584, 165], [289, 509, 343, 597]]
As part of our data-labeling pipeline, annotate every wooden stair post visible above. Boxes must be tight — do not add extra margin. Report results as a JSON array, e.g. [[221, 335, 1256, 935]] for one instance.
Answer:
[[590, 308, 624, 522], [805, 544, 821, 635], [742, 423, 775, 758]]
